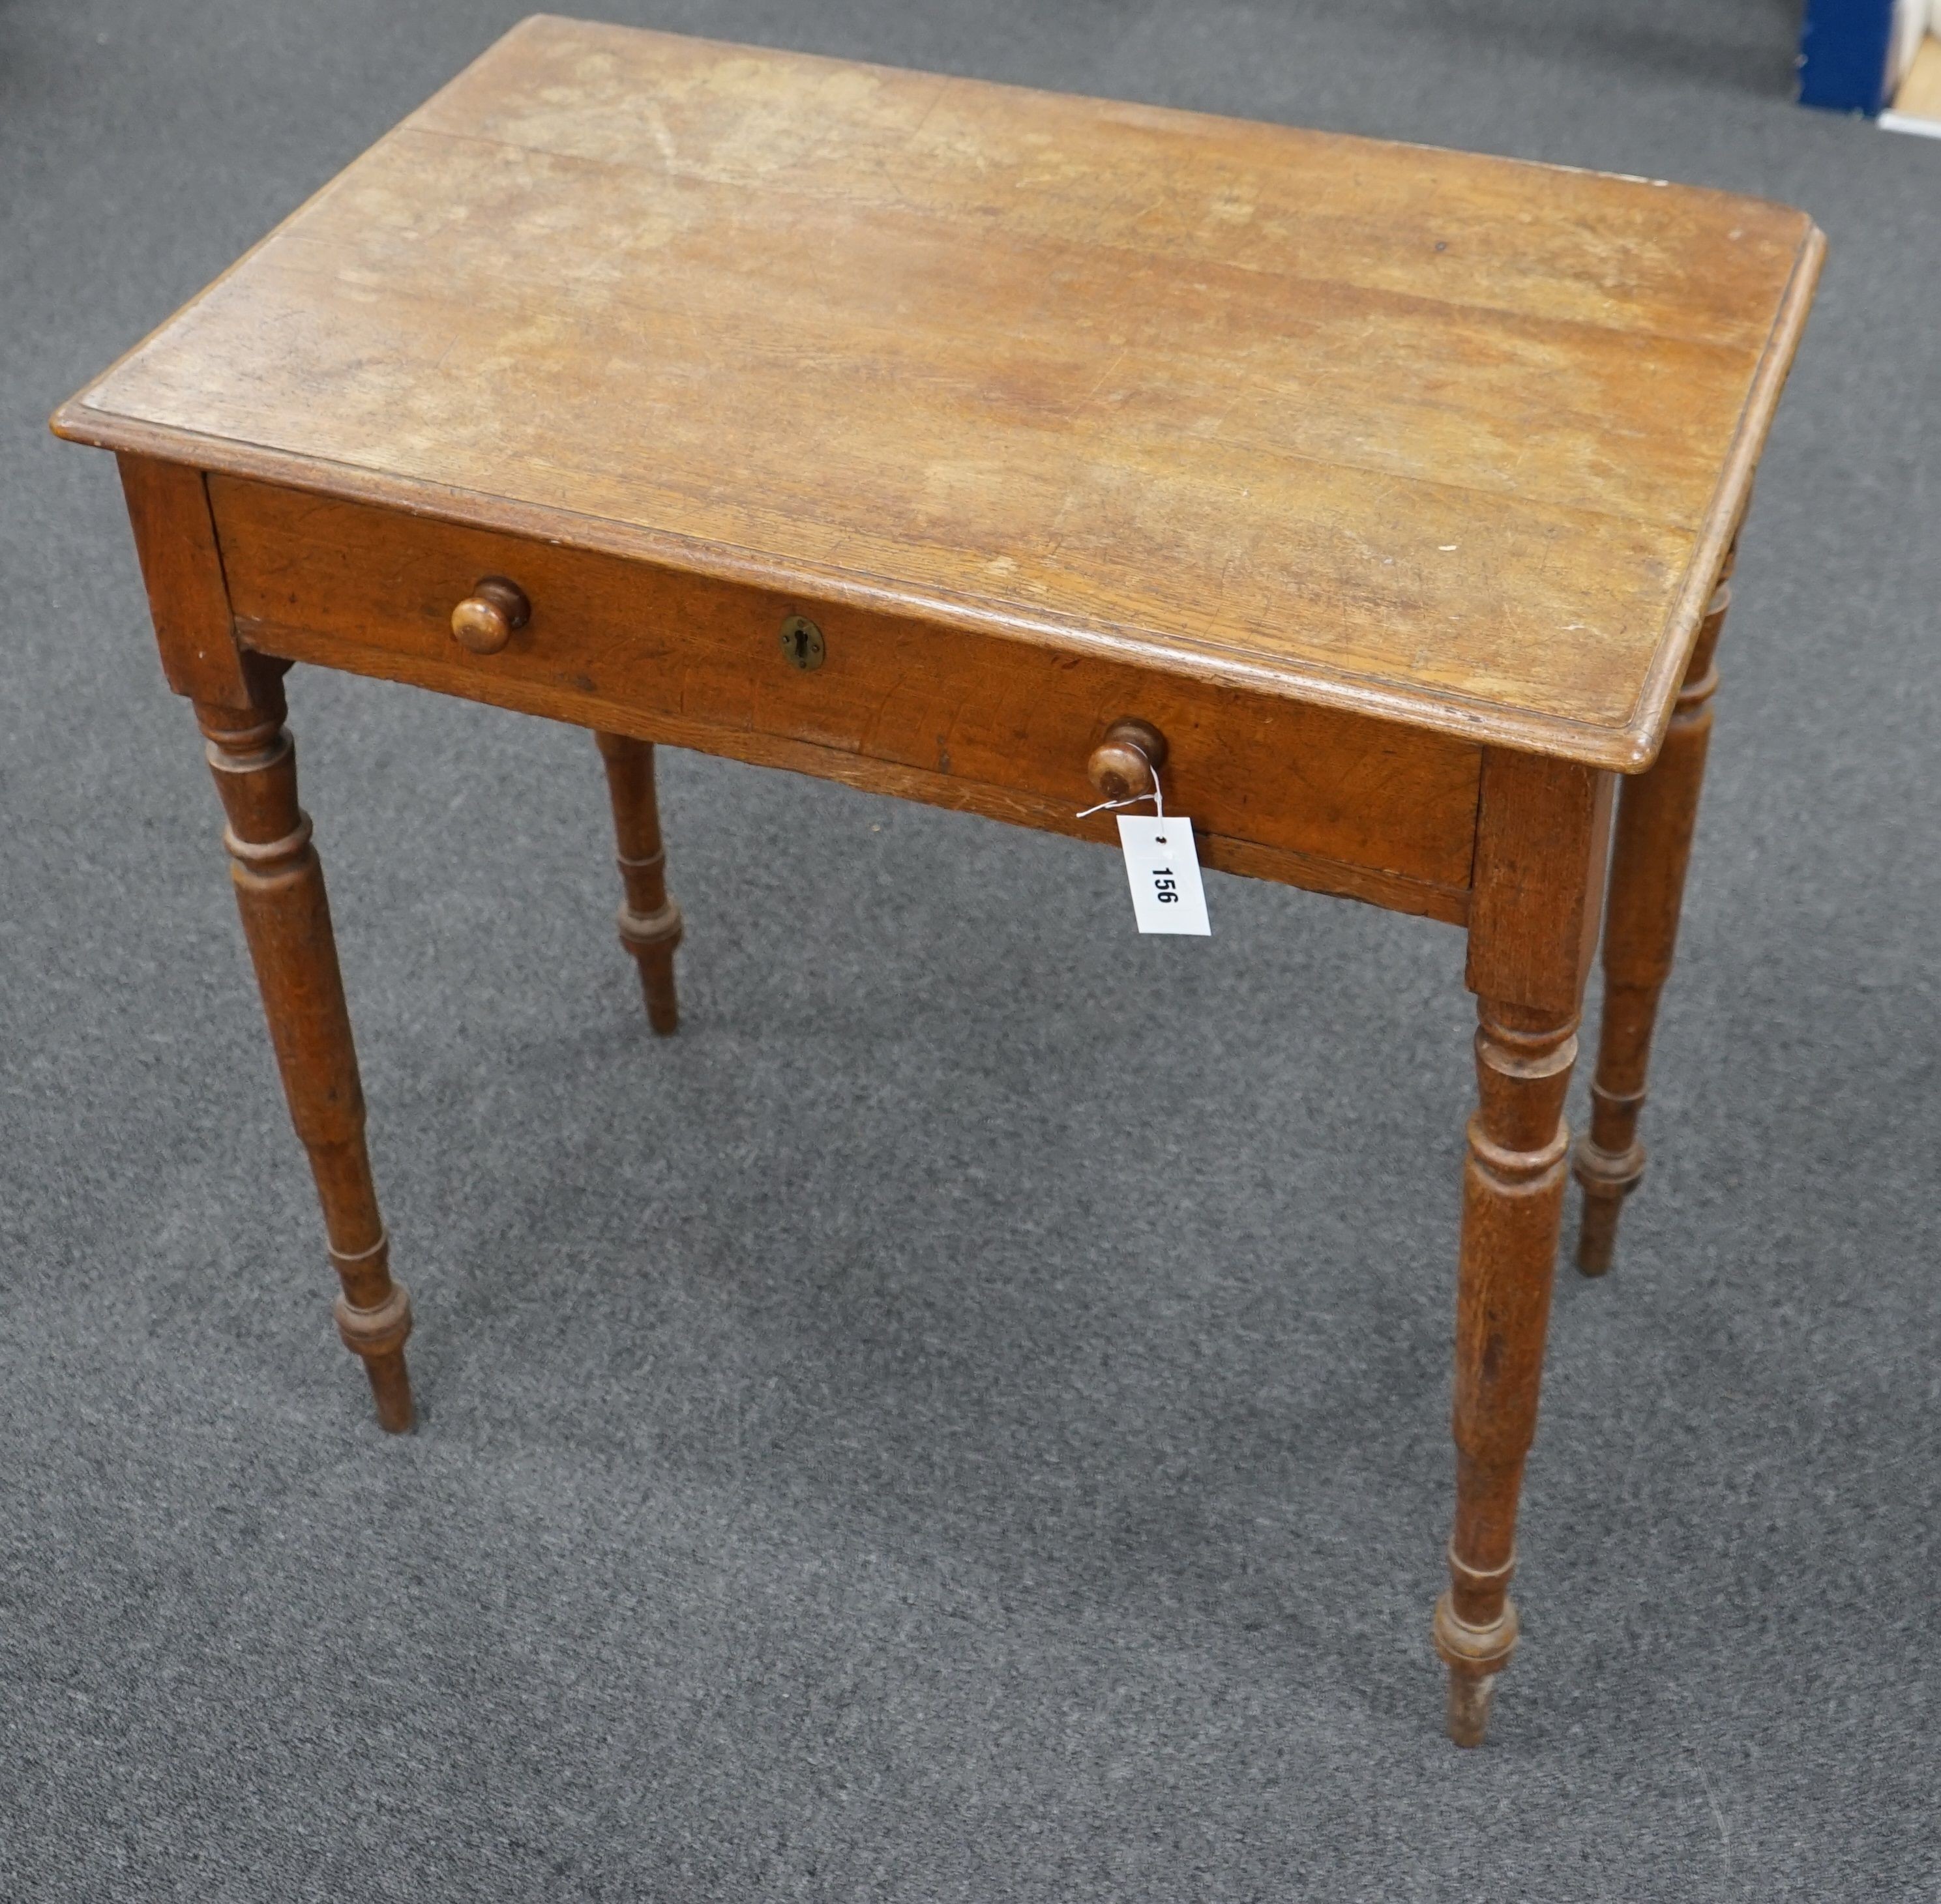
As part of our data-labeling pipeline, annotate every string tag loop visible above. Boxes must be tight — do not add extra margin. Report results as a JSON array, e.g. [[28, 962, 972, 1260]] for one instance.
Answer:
[[1077, 750, 1210, 935]]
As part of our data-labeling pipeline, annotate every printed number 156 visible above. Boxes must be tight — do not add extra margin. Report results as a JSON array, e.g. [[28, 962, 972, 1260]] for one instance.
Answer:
[[1151, 868, 1179, 904]]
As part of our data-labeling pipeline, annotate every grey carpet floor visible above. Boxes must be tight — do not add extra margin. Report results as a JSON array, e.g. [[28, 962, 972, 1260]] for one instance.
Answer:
[[4, 1, 1937, 1897]]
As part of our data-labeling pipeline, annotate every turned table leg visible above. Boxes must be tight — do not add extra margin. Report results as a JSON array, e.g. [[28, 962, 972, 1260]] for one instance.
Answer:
[[197, 677, 413, 1431], [1435, 999, 1578, 1744], [593, 732, 683, 1034], [1436, 750, 1610, 1743], [1573, 546, 1733, 1274]]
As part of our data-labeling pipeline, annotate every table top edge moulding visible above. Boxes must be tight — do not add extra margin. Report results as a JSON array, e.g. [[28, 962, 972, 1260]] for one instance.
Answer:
[[50, 15, 1824, 773]]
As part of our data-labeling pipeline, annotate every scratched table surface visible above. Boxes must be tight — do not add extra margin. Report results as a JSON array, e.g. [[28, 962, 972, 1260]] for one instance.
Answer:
[[55, 14, 1821, 769]]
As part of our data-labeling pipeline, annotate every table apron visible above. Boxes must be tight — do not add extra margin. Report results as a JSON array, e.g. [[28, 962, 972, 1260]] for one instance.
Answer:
[[209, 475, 1481, 924]]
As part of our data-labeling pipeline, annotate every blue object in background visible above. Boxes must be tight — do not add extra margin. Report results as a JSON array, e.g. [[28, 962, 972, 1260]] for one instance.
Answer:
[[1798, 0, 1901, 113]]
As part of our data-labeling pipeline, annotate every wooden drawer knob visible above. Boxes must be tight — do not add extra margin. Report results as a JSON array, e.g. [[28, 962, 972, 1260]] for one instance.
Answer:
[[450, 577, 529, 654], [1086, 718, 1168, 802]]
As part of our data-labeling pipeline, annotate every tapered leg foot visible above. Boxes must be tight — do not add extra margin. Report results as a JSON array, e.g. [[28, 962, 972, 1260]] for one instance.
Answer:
[[333, 1255, 415, 1432], [621, 911, 683, 1036], [1444, 1665, 1496, 1748], [1435, 1589, 1518, 1747], [198, 676, 414, 1431], [595, 731, 683, 1035], [1574, 1085, 1644, 1274], [1575, 1188, 1623, 1276], [361, 1351, 415, 1432], [1572, 555, 1732, 1274]]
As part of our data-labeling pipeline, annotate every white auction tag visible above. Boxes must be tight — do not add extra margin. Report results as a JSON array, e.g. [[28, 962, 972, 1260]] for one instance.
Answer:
[[1116, 815, 1211, 935]]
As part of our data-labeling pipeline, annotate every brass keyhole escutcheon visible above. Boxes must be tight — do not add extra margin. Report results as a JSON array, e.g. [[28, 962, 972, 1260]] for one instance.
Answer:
[[778, 614, 825, 671]]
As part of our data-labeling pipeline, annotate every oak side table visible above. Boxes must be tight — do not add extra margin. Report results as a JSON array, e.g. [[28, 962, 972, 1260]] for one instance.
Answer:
[[54, 18, 1822, 1744]]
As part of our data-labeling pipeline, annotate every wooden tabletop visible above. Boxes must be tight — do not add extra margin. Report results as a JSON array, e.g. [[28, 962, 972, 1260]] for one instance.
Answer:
[[55, 16, 1821, 769]]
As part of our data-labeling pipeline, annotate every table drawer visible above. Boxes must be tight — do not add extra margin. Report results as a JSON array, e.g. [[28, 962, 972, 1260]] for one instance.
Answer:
[[210, 476, 1480, 920]]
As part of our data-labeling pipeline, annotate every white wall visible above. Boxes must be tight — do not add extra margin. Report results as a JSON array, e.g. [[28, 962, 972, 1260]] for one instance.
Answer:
[[1894, 0, 1931, 87]]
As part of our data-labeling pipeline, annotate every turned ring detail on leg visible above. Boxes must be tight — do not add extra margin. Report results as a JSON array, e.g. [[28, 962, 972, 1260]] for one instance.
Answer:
[[334, 1280, 413, 1360]]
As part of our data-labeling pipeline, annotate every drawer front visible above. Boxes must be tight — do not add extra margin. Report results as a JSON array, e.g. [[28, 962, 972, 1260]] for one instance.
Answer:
[[210, 477, 1479, 920]]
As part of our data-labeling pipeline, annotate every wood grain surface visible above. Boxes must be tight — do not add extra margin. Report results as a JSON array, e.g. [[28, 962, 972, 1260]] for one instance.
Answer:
[[53, 16, 1821, 769]]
